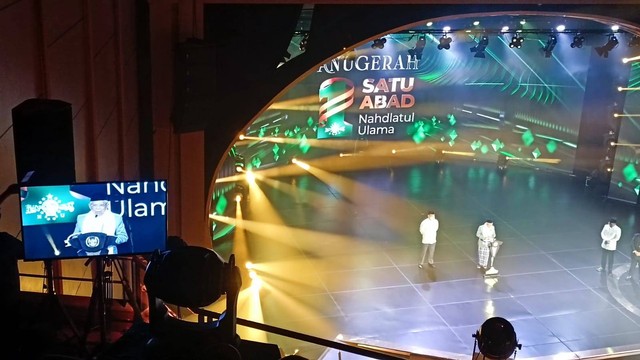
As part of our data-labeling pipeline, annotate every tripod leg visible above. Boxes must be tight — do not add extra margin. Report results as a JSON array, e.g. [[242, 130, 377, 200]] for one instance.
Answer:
[[113, 258, 143, 321], [82, 258, 109, 350]]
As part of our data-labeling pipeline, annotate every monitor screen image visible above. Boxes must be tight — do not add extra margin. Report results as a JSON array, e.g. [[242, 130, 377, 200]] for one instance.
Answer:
[[19, 180, 168, 261]]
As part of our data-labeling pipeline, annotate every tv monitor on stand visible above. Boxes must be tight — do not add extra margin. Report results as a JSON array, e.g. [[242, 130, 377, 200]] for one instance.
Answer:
[[19, 180, 168, 261]]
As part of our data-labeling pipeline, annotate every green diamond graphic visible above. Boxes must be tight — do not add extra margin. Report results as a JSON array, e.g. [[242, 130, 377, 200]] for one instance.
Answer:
[[251, 157, 261, 168], [449, 129, 458, 141], [522, 130, 535, 147], [546, 140, 557, 154], [448, 114, 456, 126], [413, 131, 426, 144], [215, 195, 228, 215], [635, 185, 640, 196], [448, 140, 455, 147], [491, 139, 504, 152], [307, 117, 314, 127], [481, 145, 489, 154], [272, 143, 280, 156], [623, 163, 638, 183], [259, 128, 266, 137], [299, 135, 310, 153], [532, 148, 541, 159], [471, 140, 482, 151]]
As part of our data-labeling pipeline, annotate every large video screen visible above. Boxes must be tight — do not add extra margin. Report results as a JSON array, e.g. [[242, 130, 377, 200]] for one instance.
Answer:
[[20, 180, 168, 261], [241, 32, 601, 174]]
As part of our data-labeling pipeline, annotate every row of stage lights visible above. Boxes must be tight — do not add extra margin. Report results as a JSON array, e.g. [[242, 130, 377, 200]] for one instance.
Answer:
[[372, 27, 640, 59]]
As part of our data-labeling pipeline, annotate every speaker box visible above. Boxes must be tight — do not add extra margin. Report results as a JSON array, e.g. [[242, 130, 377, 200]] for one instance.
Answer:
[[12, 98, 76, 185]]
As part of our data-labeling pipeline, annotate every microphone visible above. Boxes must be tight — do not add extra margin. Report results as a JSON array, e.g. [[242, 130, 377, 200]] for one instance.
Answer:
[[95, 214, 98, 218]]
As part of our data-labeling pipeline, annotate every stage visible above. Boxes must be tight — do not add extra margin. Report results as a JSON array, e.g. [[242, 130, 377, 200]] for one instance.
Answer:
[[226, 161, 640, 359]]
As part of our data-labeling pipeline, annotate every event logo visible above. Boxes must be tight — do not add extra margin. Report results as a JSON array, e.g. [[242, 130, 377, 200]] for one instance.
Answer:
[[25, 193, 75, 221], [318, 78, 355, 139]]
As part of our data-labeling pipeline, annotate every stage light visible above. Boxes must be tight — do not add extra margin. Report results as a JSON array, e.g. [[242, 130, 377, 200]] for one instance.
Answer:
[[570, 34, 585, 48], [509, 34, 524, 48], [234, 184, 247, 203], [238, 134, 245, 140], [437, 35, 452, 50], [595, 35, 619, 58], [542, 34, 557, 58], [371, 38, 387, 49], [234, 155, 245, 173], [408, 35, 426, 60], [470, 35, 489, 58], [472, 317, 521, 360], [556, 24, 566, 32]]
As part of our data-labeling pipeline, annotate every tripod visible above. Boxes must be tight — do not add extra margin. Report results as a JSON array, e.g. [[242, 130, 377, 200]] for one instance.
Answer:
[[35, 260, 84, 350], [81, 256, 142, 352]]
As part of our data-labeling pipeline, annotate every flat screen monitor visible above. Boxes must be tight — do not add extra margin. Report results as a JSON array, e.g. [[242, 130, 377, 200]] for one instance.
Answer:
[[19, 180, 168, 261]]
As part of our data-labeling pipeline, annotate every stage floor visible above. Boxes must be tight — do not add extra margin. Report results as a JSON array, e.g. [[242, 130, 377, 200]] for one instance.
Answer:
[[230, 161, 640, 359]]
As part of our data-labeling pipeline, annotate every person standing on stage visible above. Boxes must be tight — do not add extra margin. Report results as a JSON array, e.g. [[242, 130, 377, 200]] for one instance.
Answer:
[[626, 232, 640, 281], [476, 219, 497, 271], [597, 218, 621, 275], [418, 211, 439, 269]]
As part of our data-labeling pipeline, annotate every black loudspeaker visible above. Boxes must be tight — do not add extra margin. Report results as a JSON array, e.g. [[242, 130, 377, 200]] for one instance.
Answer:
[[12, 98, 76, 185]]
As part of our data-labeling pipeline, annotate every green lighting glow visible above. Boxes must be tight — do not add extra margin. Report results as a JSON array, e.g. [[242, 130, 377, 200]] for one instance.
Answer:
[[546, 140, 557, 154], [471, 140, 482, 151], [623, 163, 639, 183]]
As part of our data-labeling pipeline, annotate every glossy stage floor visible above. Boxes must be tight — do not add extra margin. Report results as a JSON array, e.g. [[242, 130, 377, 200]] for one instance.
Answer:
[[228, 160, 640, 360]]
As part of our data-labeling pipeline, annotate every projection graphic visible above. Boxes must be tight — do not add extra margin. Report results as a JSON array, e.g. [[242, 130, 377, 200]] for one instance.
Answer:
[[239, 32, 605, 174]]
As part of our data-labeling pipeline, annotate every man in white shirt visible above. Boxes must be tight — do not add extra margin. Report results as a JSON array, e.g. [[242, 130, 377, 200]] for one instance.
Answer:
[[418, 211, 439, 269], [597, 218, 621, 275], [65, 190, 128, 256]]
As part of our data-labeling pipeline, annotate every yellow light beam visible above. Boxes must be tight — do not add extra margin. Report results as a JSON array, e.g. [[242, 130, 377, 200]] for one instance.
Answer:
[[506, 157, 561, 164], [614, 113, 640, 117], [622, 55, 640, 63], [304, 165, 422, 234]]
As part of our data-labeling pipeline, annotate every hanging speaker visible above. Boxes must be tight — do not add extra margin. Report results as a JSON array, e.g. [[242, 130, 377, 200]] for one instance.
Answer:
[[12, 98, 76, 185]]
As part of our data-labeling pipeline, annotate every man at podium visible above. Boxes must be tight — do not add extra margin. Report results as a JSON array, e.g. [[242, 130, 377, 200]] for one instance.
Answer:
[[65, 189, 128, 256]]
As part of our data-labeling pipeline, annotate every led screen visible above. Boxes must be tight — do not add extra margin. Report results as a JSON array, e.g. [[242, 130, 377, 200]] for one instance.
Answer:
[[20, 180, 168, 261]]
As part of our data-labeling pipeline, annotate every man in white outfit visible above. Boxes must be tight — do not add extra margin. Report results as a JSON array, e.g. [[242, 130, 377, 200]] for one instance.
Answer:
[[476, 219, 498, 273], [65, 191, 128, 256], [418, 211, 439, 269], [597, 218, 621, 275]]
